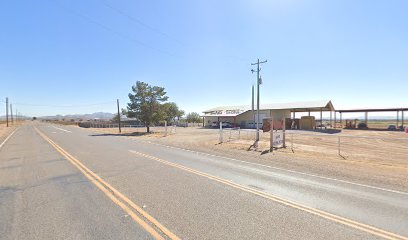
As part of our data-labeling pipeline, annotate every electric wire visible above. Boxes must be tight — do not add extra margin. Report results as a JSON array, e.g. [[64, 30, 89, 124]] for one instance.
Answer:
[[97, 0, 183, 45], [52, 0, 175, 56]]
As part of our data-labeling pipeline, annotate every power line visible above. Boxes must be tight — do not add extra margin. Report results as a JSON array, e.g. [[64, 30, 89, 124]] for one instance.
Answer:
[[11, 101, 116, 108], [52, 0, 175, 56], [97, 0, 183, 45]]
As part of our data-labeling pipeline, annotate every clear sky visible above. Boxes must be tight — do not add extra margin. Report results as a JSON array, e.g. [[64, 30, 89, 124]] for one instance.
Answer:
[[1, 0, 407, 117]]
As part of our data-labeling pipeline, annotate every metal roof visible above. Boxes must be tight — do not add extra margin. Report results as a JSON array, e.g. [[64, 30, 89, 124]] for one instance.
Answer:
[[202, 100, 335, 117], [336, 108, 408, 113]]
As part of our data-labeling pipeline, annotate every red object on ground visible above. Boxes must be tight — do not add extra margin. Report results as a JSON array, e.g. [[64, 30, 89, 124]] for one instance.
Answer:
[[405, 127, 408, 133]]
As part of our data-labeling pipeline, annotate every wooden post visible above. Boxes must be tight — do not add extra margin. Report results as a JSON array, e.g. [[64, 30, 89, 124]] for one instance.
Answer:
[[164, 120, 167, 136]]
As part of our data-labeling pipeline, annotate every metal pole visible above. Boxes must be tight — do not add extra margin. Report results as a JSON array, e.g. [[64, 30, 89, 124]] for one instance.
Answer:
[[270, 118, 273, 152], [165, 120, 167, 136], [402, 110, 405, 129], [365, 112, 368, 126], [397, 111, 399, 129], [219, 122, 223, 143], [10, 104, 13, 124], [340, 112, 342, 128], [334, 111, 337, 128], [117, 99, 122, 133], [256, 59, 260, 142], [330, 111, 332, 128], [282, 118, 286, 148], [320, 108, 323, 130], [251, 59, 267, 142], [5, 97, 8, 127]]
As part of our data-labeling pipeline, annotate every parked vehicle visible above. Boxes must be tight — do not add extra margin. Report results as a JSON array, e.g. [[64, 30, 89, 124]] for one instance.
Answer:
[[357, 122, 368, 129], [387, 125, 397, 131], [221, 122, 232, 128], [211, 122, 218, 128]]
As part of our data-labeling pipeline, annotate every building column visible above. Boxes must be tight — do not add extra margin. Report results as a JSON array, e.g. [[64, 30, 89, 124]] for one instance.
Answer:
[[364, 112, 368, 127], [334, 111, 337, 128], [320, 108, 323, 129], [402, 111, 404, 128], [340, 112, 342, 128], [330, 111, 332, 128], [397, 111, 399, 128]]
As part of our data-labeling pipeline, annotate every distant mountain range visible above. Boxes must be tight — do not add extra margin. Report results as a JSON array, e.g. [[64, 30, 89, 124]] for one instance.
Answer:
[[39, 112, 115, 120]]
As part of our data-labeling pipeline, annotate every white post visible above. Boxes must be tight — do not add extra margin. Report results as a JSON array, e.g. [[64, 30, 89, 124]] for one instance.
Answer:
[[291, 133, 294, 152], [338, 136, 341, 156], [219, 122, 223, 143]]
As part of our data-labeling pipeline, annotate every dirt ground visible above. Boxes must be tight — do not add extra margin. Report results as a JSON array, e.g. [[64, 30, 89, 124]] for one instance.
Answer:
[[82, 126, 408, 191], [0, 123, 18, 143]]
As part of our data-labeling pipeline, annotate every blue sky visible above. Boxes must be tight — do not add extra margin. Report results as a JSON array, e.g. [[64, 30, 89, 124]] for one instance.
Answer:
[[1, 0, 407, 117]]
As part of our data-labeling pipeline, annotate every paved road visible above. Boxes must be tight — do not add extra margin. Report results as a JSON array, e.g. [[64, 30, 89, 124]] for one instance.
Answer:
[[1, 123, 407, 240]]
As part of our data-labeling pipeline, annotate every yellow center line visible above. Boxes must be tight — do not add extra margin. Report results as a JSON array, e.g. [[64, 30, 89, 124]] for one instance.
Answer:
[[129, 150, 408, 240], [34, 127, 180, 240]]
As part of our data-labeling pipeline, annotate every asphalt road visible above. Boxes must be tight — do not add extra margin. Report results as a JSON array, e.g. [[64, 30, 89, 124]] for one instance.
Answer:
[[1, 123, 407, 240]]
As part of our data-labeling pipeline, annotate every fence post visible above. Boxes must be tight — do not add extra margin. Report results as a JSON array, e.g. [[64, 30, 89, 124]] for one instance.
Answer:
[[291, 133, 294, 152], [338, 136, 341, 156], [283, 118, 286, 148], [219, 122, 223, 143], [270, 118, 274, 152]]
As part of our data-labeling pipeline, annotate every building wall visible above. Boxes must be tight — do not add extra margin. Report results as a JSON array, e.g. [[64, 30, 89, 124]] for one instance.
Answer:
[[204, 109, 291, 128]]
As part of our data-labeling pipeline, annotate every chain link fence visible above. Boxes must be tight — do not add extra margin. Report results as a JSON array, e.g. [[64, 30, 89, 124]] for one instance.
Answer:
[[220, 128, 408, 165]]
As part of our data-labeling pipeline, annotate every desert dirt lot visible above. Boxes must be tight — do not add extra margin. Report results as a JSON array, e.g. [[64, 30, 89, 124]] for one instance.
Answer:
[[0, 123, 18, 143], [81, 125, 408, 191]]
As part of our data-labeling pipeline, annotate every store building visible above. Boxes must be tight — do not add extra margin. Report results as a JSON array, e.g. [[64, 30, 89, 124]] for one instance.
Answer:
[[202, 100, 335, 129]]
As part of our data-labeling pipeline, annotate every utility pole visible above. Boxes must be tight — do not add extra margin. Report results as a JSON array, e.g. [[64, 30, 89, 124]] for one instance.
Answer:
[[5, 97, 9, 127], [10, 104, 13, 124], [251, 59, 267, 146], [117, 99, 122, 133]]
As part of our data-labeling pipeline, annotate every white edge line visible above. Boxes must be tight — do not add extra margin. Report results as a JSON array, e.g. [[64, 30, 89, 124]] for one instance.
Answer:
[[0, 128, 18, 149], [131, 140, 408, 196]]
